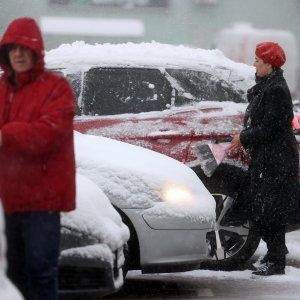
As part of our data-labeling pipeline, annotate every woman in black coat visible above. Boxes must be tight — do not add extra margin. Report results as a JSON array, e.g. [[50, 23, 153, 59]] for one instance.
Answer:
[[229, 42, 299, 276]]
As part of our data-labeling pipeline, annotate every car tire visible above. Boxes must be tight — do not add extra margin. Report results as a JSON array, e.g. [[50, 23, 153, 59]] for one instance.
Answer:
[[113, 207, 141, 276], [122, 243, 129, 278], [192, 164, 261, 271]]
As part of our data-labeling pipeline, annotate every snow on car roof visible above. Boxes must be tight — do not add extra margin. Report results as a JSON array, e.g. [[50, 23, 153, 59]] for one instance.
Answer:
[[45, 41, 254, 84], [75, 131, 216, 224]]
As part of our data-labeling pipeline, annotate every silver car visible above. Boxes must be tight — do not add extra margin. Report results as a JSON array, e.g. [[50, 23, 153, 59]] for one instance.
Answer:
[[74, 132, 216, 275]]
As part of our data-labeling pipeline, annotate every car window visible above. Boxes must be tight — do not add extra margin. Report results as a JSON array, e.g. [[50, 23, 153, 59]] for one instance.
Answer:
[[81, 68, 173, 116], [66, 72, 83, 116], [166, 68, 246, 106]]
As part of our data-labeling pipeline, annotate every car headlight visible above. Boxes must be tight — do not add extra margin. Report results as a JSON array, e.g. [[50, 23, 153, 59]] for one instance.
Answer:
[[161, 185, 194, 205]]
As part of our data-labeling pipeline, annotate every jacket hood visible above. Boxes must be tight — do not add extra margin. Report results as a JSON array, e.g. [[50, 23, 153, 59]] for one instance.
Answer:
[[0, 17, 45, 74]]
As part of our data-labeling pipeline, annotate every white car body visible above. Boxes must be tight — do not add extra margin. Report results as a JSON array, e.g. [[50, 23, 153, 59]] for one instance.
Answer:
[[75, 132, 216, 273]]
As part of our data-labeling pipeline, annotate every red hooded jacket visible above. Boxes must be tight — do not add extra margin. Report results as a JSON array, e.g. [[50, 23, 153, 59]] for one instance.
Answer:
[[0, 17, 76, 214]]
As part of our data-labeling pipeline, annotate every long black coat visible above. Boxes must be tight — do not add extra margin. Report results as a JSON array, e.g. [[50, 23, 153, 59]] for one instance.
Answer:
[[240, 69, 299, 225]]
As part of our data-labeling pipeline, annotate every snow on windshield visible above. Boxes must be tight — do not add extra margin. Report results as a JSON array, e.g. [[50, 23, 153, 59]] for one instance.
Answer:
[[74, 131, 216, 224]]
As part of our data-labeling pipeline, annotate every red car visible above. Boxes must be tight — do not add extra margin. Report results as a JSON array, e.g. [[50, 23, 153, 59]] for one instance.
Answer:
[[46, 42, 300, 271]]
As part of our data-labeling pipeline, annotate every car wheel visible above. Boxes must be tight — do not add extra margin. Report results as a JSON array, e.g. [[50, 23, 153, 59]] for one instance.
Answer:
[[201, 193, 260, 271], [193, 164, 261, 271], [113, 207, 141, 275], [122, 243, 129, 278]]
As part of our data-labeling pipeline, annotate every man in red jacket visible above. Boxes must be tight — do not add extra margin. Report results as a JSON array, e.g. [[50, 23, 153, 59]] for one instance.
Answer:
[[0, 17, 76, 300]]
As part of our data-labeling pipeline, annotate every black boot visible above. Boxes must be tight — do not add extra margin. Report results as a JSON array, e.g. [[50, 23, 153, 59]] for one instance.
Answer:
[[252, 262, 285, 276]]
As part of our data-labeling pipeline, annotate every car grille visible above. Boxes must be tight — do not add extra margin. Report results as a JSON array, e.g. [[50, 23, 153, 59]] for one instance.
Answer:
[[59, 266, 110, 290]]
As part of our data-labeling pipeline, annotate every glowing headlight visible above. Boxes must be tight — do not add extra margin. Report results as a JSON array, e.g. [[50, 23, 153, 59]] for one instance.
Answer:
[[162, 186, 193, 205]]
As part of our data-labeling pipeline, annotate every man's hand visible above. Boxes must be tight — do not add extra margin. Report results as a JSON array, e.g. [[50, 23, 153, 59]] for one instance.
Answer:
[[227, 134, 241, 152]]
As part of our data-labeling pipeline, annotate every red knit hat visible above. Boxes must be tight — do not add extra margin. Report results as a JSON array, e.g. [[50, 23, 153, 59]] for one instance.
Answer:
[[255, 42, 286, 68]]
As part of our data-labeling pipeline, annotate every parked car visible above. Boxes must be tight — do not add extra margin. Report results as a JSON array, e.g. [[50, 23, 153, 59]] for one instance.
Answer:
[[74, 131, 216, 275], [0, 203, 24, 300], [60, 172, 129, 298], [46, 42, 300, 270]]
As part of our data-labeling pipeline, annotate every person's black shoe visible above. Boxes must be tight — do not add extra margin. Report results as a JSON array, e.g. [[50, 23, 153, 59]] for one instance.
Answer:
[[252, 263, 285, 276]]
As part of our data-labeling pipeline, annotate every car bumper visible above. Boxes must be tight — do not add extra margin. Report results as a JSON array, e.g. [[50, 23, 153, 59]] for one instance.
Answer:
[[122, 208, 214, 273], [59, 247, 123, 298]]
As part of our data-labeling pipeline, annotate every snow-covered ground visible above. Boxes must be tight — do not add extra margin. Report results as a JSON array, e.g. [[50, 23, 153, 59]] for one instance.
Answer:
[[115, 232, 300, 300], [120, 233, 300, 299]]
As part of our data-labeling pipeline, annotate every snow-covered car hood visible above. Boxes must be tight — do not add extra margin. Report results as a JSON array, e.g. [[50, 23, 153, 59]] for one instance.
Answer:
[[75, 132, 216, 225], [61, 173, 130, 253]]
